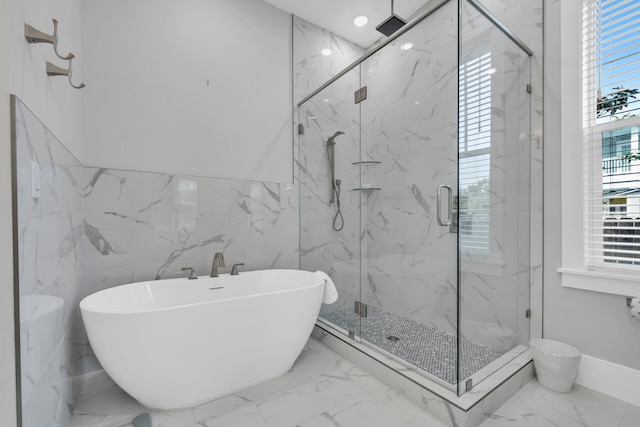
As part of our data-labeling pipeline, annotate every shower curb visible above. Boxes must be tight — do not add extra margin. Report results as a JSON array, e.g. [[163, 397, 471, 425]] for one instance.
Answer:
[[312, 324, 534, 427]]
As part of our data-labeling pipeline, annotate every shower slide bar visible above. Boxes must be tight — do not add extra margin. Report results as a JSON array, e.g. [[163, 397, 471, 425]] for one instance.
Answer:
[[24, 19, 86, 89], [297, 0, 533, 107]]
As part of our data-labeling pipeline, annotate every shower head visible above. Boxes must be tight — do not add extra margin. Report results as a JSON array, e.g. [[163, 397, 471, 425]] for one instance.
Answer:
[[376, 0, 407, 37], [327, 131, 345, 145], [376, 14, 407, 36]]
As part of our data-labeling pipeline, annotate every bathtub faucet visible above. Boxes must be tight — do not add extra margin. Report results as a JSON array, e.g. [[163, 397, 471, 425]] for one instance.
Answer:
[[231, 263, 244, 276], [210, 252, 225, 277], [181, 267, 198, 280]]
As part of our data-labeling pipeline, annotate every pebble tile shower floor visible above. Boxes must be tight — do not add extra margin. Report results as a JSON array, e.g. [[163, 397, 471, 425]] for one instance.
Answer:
[[322, 306, 505, 384]]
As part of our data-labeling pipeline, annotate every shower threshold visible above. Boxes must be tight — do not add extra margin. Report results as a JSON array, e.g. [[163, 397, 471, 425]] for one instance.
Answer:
[[320, 306, 505, 386], [312, 319, 533, 427]]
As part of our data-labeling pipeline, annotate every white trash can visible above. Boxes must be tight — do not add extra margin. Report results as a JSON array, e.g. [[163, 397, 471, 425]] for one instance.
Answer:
[[530, 338, 582, 392]]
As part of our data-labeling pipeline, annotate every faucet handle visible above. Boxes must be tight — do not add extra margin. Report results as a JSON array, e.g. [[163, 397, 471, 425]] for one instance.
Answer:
[[231, 263, 245, 276], [181, 267, 198, 280]]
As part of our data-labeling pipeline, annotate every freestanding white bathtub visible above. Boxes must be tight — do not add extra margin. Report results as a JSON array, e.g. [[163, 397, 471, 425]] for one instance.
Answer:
[[80, 269, 338, 410]]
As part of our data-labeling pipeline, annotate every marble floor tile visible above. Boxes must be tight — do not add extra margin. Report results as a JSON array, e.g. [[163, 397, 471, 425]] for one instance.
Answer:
[[70, 371, 145, 427], [69, 337, 640, 427], [188, 405, 269, 427], [150, 409, 196, 427], [479, 378, 640, 427], [255, 370, 370, 426]]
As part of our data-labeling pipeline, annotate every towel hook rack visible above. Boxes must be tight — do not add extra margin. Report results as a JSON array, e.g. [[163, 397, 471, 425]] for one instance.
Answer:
[[46, 59, 86, 89], [26, 18, 85, 89]]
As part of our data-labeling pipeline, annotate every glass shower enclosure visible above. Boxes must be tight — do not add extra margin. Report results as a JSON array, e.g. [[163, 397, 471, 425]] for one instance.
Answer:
[[298, 0, 532, 395]]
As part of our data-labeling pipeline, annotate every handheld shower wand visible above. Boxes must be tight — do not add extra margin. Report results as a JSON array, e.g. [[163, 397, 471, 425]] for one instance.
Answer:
[[327, 131, 345, 146], [327, 131, 345, 231]]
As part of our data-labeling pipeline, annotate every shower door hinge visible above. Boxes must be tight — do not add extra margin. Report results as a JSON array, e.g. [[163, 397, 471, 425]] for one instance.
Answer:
[[354, 301, 368, 317], [450, 196, 459, 233], [298, 123, 305, 135], [526, 84, 532, 94], [525, 308, 531, 319], [465, 378, 473, 392], [354, 86, 368, 104]]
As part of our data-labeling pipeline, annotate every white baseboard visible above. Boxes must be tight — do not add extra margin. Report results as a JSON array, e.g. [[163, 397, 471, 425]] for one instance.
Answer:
[[575, 354, 640, 407]]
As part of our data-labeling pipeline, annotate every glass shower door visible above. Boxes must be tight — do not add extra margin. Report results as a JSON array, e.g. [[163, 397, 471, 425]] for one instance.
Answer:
[[358, 1, 461, 387], [457, 0, 532, 394], [298, 67, 363, 341]]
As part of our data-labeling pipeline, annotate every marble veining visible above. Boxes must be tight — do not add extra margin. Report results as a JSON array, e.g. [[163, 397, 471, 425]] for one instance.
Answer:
[[14, 1, 545, 424], [70, 338, 448, 427], [14, 94, 299, 426], [14, 97, 83, 427], [298, 0, 538, 392], [69, 337, 640, 427]]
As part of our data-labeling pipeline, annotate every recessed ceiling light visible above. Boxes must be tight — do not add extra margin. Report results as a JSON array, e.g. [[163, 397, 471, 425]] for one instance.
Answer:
[[321, 48, 333, 56], [486, 67, 497, 75], [400, 42, 414, 51], [354, 16, 369, 27]]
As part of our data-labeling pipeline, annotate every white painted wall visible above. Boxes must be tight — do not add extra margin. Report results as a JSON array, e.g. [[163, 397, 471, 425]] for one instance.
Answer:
[[10, 0, 83, 160], [544, 0, 640, 370], [1, 0, 18, 423], [82, 0, 293, 184]]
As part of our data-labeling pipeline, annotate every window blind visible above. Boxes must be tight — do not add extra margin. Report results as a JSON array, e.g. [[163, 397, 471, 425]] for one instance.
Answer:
[[583, 0, 640, 267], [459, 51, 491, 254]]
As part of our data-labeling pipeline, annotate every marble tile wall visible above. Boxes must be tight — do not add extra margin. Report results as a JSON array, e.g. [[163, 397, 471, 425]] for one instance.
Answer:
[[293, 16, 365, 103], [14, 101, 299, 425], [15, 15, 361, 425], [79, 169, 299, 371], [298, 0, 543, 385], [300, 2, 462, 336], [359, 1, 459, 335], [298, 68, 363, 317], [457, 0, 544, 352], [14, 97, 82, 427], [458, 1, 535, 354], [14, 4, 544, 424], [294, 17, 365, 317], [472, 0, 544, 343]]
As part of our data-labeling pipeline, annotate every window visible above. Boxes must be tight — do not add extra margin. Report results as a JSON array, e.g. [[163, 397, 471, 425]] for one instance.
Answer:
[[559, 0, 640, 296], [583, 0, 640, 268], [459, 50, 492, 254]]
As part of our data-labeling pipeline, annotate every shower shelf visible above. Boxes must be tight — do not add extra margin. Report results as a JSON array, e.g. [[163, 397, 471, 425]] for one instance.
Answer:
[[352, 161, 381, 165], [352, 187, 381, 192]]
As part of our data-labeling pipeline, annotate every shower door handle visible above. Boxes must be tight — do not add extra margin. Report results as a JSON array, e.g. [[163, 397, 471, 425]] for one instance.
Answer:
[[437, 184, 453, 226]]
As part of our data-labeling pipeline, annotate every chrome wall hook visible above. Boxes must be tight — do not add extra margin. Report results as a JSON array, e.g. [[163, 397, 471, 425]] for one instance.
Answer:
[[66, 57, 85, 89], [25, 19, 74, 60], [24, 22, 54, 44], [51, 19, 74, 61], [46, 60, 85, 89], [46, 61, 69, 77]]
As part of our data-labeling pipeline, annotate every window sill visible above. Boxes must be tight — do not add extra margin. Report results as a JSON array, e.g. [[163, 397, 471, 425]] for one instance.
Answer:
[[558, 267, 640, 297]]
